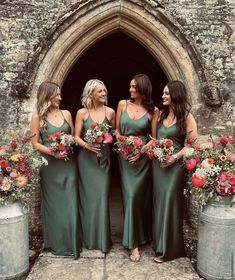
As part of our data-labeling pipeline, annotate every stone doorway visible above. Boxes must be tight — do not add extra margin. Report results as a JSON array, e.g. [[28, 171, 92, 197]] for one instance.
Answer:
[[60, 31, 168, 241], [23, 0, 203, 245], [61, 32, 168, 119]]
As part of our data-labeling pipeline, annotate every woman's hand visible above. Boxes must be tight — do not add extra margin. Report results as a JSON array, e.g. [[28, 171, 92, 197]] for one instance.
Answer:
[[128, 153, 141, 164], [160, 155, 176, 168], [83, 142, 101, 154]]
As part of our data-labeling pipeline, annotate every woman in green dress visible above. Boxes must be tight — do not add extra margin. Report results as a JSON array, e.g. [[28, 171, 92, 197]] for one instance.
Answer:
[[75, 79, 115, 253], [116, 74, 159, 262], [152, 80, 198, 263], [30, 81, 82, 258]]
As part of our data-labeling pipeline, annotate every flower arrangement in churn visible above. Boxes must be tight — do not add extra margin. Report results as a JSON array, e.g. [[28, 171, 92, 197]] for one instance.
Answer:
[[0, 129, 44, 204], [145, 138, 174, 162], [184, 135, 235, 205], [114, 135, 144, 161], [84, 122, 113, 146], [48, 131, 75, 160]]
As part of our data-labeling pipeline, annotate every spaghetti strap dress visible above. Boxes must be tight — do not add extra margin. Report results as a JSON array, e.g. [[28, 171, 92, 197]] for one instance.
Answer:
[[118, 107, 152, 249], [152, 123, 186, 261], [40, 117, 82, 259], [77, 115, 112, 253]]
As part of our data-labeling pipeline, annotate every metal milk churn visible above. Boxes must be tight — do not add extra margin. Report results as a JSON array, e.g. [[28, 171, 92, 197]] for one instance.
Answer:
[[197, 197, 235, 280], [0, 201, 29, 279]]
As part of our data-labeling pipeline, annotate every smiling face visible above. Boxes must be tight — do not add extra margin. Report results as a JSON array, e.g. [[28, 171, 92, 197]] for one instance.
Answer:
[[91, 83, 107, 104], [162, 85, 172, 106], [129, 79, 140, 99], [50, 87, 62, 109]]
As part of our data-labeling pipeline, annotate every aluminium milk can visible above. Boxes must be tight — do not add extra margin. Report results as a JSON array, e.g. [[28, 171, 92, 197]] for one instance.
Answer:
[[0, 201, 29, 279], [197, 197, 235, 280]]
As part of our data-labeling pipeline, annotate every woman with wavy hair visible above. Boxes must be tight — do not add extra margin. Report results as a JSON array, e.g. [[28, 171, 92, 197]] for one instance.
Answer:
[[116, 74, 159, 262], [152, 80, 198, 263], [30, 81, 82, 258], [75, 79, 115, 253]]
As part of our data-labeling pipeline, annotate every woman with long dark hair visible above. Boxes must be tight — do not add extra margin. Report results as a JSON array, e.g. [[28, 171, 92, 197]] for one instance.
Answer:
[[116, 74, 159, 262], [152, 80, 198, 263]]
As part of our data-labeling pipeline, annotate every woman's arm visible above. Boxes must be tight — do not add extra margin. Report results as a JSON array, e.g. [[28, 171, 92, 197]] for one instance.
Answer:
[[30, 113, 54, 156], [107, 107, 116, 129], [115, 100, 125, 139]]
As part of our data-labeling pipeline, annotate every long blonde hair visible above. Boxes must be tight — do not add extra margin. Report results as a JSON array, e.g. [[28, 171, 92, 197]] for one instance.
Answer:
[[36, 81, 59, 129], [81, 79, 108, 109]]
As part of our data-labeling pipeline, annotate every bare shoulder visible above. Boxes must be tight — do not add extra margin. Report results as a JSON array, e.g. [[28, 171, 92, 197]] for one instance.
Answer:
[[61, 109, 72, 118], [118, 99, 127, 107], [106, 106, 115, 115], [186, 112, 196, 122], [76, 107, 87, 115], [76, 107, 88, 120]]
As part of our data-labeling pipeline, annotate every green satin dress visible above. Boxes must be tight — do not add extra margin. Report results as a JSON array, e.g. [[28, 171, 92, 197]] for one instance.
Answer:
[[77, 115, 112, 253], [152, 123, 186, 261], [40, 119, 82, 259], [118, 109, 152, 249]]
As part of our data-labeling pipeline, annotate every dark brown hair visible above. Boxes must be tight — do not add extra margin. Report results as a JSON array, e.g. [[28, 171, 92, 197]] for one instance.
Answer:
[[160, 80, 191, 134], [131, 74, 155, 114]]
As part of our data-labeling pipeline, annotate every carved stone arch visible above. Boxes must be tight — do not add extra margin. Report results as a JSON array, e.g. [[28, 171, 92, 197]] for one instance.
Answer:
[[24, 0, 206, 114]]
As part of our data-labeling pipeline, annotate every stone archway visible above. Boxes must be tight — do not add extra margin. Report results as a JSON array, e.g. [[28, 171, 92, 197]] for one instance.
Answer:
[[21, 0, 206, 247], [23, 0, 203, 116]]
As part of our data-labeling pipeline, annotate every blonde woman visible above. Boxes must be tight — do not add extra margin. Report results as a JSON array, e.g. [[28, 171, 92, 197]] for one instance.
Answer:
[[75, 79, 115, 253], [30, 81, 82, 258]]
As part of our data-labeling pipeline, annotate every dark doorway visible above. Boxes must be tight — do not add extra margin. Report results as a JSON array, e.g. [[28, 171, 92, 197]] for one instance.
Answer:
[[61, 32, 168, 119], [61, 32, 168, 242]]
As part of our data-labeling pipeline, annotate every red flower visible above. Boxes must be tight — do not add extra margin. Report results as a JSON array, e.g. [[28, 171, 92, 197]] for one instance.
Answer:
[[117, 135, 128, 142], [9, 140, 19, 150], [0, 159, 9, 169], [21, 136, 31, 144], [192, 175, 206, 188], [96, 136, 104, 144], [220, 136, 229, 145], [90, 122, 97, 129], [165, 139, 174, 148], [58, 144, 66, 151]]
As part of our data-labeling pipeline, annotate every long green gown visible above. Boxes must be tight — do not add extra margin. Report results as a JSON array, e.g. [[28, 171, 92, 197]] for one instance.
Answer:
[[152, 123, 186, 261], [77, 115, 112, 253], [118, 108, 152, 249], [40, 119, 82, 259]]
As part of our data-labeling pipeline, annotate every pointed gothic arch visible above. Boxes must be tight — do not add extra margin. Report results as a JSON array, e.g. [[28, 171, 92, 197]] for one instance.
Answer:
[[24, 0, 204, 114]]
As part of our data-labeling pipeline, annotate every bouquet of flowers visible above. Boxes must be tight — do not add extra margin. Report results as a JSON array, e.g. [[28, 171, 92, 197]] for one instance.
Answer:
[[184, 135, 235, 205], [48, 131, 75, 160], [145, 138, 174, 162], [84, 122, 113, 145], [114, 135, 144, 160], [0, 129, 45, 204]]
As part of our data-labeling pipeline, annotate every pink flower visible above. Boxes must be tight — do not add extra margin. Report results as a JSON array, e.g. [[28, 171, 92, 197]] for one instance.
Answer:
[[103, 132, 113, 144], [10, 172, 17, 178], [0, 177, 13, 191], [133, 137, 143, 147], [185, 158, 197, 171], [229, 154, 235, 163]]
